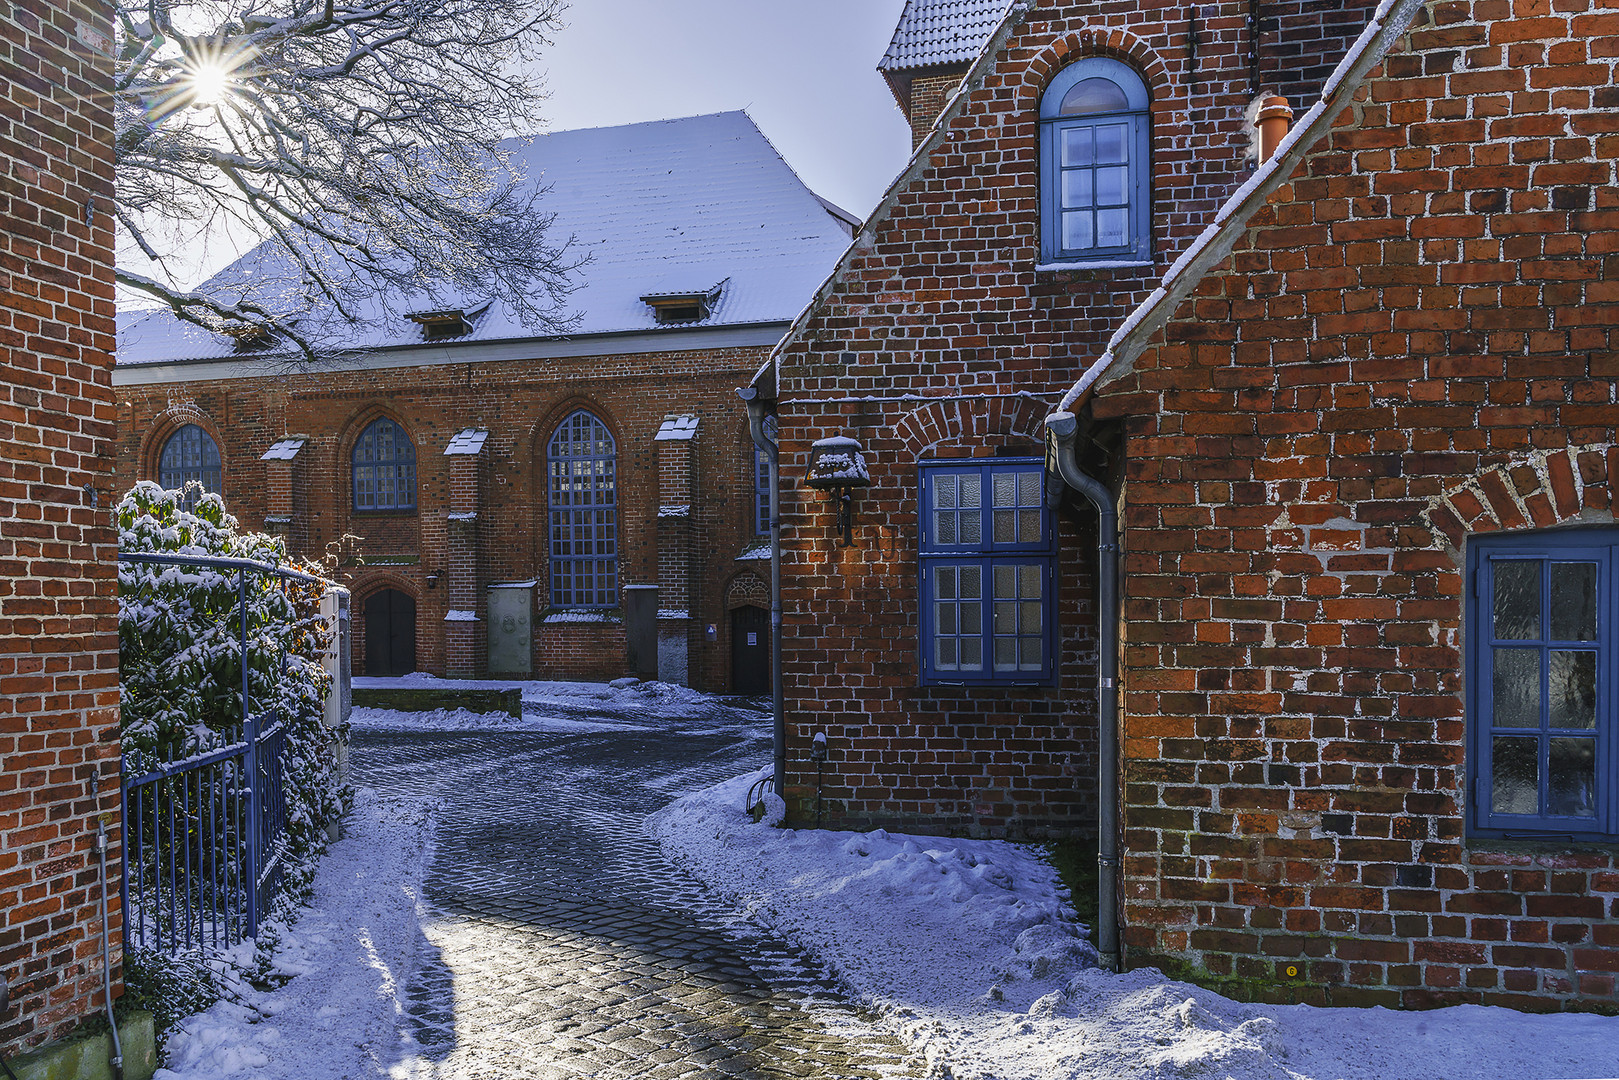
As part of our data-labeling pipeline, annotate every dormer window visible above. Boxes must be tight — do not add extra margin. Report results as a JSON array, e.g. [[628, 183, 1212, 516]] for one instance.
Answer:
[[641, 282, 724, 325], [221, 322, 275, 352], [408, 308, 473, 340]]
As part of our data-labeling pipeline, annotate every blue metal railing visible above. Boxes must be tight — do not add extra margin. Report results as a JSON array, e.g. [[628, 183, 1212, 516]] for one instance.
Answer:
[[118, 551, 322, 953]]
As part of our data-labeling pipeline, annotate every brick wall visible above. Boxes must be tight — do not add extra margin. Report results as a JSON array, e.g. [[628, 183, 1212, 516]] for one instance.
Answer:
[[1093, 0, 1619, 1008], [905, 70, 971, 148], [772, 0, 1372, 837], [0, 0, 122, 1056], [115, 343, 770, 690]]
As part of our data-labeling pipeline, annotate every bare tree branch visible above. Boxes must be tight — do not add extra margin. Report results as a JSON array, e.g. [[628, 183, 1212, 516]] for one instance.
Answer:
[[115, 0, 581, 361]]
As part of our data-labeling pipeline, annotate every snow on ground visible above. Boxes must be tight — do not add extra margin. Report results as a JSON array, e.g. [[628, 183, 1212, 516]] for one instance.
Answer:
[[154, 790, 437, 1080], [351, 674, 746, 734], [651, 766, 1619, 1080]]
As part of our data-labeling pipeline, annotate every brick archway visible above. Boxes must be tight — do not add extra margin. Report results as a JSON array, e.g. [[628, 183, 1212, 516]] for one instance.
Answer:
[[891, 395, 1047, 460], [1424, 445, 1619, 553]]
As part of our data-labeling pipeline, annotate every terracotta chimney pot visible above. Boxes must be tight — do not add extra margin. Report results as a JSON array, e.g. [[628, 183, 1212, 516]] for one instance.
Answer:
[[1257, 96, 1295, 165]]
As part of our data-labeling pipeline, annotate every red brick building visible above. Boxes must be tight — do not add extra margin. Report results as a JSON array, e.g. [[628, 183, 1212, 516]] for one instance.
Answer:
[[766, 0, 1619, 1010], [1, 0, 126, 1060], [115, 113, 855, 690]]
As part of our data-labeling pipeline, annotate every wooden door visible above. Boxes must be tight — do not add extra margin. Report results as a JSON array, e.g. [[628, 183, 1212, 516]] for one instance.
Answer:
[[730, 606, 770, 695], [364, 589, 416, 676]]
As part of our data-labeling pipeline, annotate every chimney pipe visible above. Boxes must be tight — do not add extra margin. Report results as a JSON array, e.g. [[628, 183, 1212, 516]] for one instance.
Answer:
[[1256, 95, 1294, 165]]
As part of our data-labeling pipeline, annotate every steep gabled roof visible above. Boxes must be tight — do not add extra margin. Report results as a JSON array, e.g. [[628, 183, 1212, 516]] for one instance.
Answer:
[[118, 112, 854, 367], [878, 0, 1013, 73]]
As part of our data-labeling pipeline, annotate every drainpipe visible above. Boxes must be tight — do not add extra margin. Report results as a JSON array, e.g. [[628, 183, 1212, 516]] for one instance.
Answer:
[[1045, 411, 1121, 973], [738, 387, 786, 795], [95, 818, 125, 1080]]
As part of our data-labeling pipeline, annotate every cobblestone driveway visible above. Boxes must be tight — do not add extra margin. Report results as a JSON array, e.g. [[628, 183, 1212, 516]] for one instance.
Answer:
[[351, 692, 922, 1080]]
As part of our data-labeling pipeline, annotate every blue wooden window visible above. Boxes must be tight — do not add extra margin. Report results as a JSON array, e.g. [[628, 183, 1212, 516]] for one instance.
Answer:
[[548, 410, 618, 608], [918, 459, 1055, 684], [158, 424, 222, 501], [352, 417, 416, 512], [1469, 530, 1619, 841], [753, 415, 777, 536], [1040, 57, 1151, 265]]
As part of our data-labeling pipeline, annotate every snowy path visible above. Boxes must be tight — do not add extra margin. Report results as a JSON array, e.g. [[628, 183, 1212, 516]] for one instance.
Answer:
[[350, 686, 924, 1080]]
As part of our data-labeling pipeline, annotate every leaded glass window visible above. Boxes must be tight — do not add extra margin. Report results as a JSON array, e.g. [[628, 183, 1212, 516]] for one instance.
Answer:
[[158, 424, 222, 503], [548, 410, 618, 608], [352, 417, 416, 512]]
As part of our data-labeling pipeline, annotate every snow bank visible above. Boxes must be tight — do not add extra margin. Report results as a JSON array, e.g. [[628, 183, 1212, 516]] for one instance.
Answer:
[[653, 767, 1619, 1080], [154, 790, 436, 1079]]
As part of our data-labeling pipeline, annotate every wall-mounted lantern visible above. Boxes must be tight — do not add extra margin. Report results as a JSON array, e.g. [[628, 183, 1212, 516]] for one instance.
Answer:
[[805, 436, 871, 547]]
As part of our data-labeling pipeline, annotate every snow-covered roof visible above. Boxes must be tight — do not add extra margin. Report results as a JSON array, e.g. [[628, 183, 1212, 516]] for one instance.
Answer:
[[118, 112, 855, 369], [878, 0, 1013, 73]]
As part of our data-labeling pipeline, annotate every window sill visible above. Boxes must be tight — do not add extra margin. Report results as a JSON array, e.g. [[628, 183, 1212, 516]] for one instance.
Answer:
[[1035, 260, 1156, 273]]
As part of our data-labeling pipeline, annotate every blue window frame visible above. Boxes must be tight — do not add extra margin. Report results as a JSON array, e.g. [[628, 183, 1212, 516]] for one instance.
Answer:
[[1040, 57, 1151, 265], [158, 424, 222, 501], [753, 415, 778, 536], [548, 410, 618, 608], [352, 417, 416, 512], [1468, 529, 1619, 841], [919, 459, 1056, 684]]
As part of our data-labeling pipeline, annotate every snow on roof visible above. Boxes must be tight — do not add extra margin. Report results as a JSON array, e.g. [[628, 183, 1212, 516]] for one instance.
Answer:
[[443, 428, 489, 456], [654, 414, 700, 442], [118, 112, 854, 368], [259, 437, 305, 461], [878, 0, 1014, 73]]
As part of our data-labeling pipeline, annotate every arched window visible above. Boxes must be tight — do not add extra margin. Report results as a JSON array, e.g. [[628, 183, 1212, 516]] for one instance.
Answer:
[[158, 424, 222, 500], [352, 417, 416, 512], [547, 410, 617, 608], [1039, 57, 1151, 265]]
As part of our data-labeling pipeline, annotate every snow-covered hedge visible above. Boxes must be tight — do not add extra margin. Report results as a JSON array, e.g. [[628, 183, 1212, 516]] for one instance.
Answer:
[[118, 482, 350, 913]]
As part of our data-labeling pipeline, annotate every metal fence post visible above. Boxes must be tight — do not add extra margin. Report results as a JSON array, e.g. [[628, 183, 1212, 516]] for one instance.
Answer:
[[239, 566, 259, 938]]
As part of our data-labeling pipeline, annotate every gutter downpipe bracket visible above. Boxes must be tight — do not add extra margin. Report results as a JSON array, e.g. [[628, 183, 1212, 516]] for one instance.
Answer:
[[1045, 410, 1122, 973]]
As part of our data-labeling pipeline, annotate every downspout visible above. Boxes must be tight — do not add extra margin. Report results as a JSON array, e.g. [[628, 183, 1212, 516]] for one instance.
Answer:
[[738, 387, 786, 795], [95, 818, 125, 1080], [1045, 411, 1121, 973]]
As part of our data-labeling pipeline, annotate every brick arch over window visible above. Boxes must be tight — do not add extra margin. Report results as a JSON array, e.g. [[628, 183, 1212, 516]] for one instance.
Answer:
[[1424, 445, 1619, 553], [725, 572, 769, 611], [335, 404, 418, 513], [1015, 28, 1171, 113], [891, 395, 1048, 460], [141, 405, 223, 485]]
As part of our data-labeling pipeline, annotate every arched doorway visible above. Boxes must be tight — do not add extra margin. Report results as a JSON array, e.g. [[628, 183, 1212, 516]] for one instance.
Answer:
[[730, 606, 769, 695], [364, 589, 416, 676]]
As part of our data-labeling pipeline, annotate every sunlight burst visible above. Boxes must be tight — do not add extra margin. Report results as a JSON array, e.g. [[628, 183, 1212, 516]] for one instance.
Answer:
[[189, 60, 232, 105]]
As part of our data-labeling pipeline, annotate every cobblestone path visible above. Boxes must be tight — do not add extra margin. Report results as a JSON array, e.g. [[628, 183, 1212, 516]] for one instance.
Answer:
[[350, 694, 923, 1080]]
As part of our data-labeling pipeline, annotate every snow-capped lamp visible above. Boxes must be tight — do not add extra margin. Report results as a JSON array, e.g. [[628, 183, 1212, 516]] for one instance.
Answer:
[[805, 436, 871, 548]]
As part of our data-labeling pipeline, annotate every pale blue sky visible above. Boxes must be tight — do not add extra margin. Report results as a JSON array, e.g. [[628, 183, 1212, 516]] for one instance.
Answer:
[[541, 1, 913, 218]]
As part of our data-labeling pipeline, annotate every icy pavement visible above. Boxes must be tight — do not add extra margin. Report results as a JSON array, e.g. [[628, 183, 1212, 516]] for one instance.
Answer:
[[656, 768, 1619, 1080], [352, 683, 922, 1080]]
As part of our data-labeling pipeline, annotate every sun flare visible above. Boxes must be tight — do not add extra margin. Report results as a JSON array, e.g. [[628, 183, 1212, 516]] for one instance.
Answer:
[[189, 61, 232, 105]]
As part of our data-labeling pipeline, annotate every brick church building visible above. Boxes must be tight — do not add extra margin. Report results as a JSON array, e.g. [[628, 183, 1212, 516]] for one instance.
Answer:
[[764, 0, 1619, 1010], [115, 112, 855, 689]]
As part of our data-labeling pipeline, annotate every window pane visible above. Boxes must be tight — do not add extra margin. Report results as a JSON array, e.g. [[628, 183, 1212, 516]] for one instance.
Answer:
[[937, 638, 958, 670], [961, 476, 981, 508], [961, 637, 983, 670], [1097, 208, 1129, 248], [994, 637, 1016, 670], [1018, 472, 1041, 505], [1550, 562, 1597, 641], [993, 473, 1015, 507], [1063, 211, 1094, 251], [961, 601, 981, 631], [1020, 637, 1043, 670], [994, 509, 1015, 544], [1548, 737, 1596, 817], [937, 604, 957, 635], [1491, 736, 1539, 815], [1020, 600, 1042, 635], [1095, 124, 1128, 164], [937, 513, 957, 544], [993, 564, 1015, 598], [994, 601, 1016, 633], [1020, 509, 1042, 542], [1096, 166, 1129, 206], [1492, 648, 1541, 729], [1549, 650, 1596, 729], [1020, 564, 1042, 597], [1059, 78, 1128, 116], [937, 566, 956, 600], [1493, 560, 1541, 640], [1062, 169, 1093, 209], [1060, 125, 1094, 165], [961, 514, 982, 545], [936, 477, 956, 509], [960, 567, 981, 598]]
